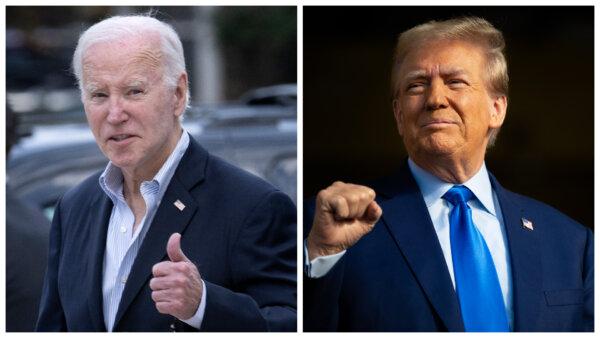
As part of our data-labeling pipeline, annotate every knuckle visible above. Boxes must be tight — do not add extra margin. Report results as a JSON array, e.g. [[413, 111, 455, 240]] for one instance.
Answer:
[[181, 263, 192, 274], [359, 189, 370, 198], [346, 194, 359, 205], [317, 188, 333, 204], [331, 194, 346, 205], [151, 264, 160, 276], [176, 288, 186, 298], [175, 276, 187, 286], [366, 188, 376, 198], [317, 189, 328, 199]]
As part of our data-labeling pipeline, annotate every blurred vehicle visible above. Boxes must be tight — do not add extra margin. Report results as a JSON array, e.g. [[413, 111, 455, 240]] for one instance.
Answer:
[[240, 83, 296, 106], [7, 84, 297, 220]]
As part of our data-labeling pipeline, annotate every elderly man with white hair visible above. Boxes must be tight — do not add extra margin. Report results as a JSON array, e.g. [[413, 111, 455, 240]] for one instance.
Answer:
[[36, 15, 296, 332]]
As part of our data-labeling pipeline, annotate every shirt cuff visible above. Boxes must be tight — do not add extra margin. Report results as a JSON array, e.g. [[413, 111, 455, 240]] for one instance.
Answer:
[[181, 279, 207, 329], [304, 239, 346, 278]]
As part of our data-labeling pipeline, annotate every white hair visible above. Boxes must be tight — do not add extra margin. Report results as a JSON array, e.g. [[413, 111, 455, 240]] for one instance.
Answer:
[[72, 15, 190, 112]]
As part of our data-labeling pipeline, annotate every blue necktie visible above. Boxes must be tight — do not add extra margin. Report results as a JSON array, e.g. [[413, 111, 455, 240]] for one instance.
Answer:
[[443, 185, 509, 332]]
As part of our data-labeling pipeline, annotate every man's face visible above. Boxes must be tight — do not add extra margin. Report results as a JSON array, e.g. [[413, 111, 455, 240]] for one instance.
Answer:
[[393, 39, 506, 161], [81, 35, 186, 175]]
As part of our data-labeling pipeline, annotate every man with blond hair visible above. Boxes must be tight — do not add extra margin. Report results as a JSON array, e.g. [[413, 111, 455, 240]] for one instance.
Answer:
[[304, 17, 592, 332], [36, 15, 296, 332]]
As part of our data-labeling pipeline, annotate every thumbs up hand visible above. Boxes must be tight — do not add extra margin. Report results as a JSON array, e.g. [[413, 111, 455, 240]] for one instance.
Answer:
[[150, 233, 203, 320], [166, 232, 190, 262]]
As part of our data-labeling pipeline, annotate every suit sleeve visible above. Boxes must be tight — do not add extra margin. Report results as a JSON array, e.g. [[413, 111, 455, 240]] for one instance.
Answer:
[[35, 197, 67, 331], [198, 190, 297, 332], [302, 198, 346, 332], [583, 227, 593, 331]]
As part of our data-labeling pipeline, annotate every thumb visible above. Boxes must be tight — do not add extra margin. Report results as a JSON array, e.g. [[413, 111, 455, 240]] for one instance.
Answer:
[[167, 233, 189, 262], [363, 201, 382, 224]]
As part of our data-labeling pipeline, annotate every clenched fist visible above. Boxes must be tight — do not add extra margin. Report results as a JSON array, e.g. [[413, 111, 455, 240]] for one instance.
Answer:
[[307, 181, 382, 260], [150, 233, 203, 320]]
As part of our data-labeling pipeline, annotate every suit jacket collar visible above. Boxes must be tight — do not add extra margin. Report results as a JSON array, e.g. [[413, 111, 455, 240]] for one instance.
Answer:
[[86, 192, 113, 331], [375, 163, 543, 332], [374, 164, 465, 331], [489, 174, 543, 331], [106, 136, 208, 330]]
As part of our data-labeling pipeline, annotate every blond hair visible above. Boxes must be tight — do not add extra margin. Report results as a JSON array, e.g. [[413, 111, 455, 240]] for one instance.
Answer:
[[391, 17, 508, 144]]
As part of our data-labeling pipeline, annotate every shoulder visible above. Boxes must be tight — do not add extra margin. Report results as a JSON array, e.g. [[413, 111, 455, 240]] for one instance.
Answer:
[[181, 135, 290, 204], [184, 148, 295, 226], [204, 152, 285, 201], [498, 185, 590, 239]]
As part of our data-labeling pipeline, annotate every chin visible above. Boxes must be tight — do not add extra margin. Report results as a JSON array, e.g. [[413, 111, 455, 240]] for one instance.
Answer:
[[104, 151, 139, 169], [109, 158, 137, 170], [419, 135, 463, 156]]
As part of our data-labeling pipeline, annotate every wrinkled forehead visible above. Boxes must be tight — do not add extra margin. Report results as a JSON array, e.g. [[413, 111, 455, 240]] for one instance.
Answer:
[[393, 39, 487, 91], [82, 34, 164, 79], [402, 39, 484, 71]]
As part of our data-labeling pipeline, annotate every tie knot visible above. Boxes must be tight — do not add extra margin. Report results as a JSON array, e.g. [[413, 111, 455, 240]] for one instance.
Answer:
[[442, 185, 474, 206]]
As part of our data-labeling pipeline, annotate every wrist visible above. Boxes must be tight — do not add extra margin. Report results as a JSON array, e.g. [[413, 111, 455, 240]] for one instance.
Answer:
[[306, 233, 345, 260]]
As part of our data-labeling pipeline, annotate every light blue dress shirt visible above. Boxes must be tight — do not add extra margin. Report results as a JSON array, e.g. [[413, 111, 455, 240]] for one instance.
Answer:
[[99, 131, 207, 331], [306, 158, 513, 329]]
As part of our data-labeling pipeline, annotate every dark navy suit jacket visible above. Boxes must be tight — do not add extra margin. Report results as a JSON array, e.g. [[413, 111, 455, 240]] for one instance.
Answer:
[[304, 164, 593, 332], [36, 137, 297, 332]]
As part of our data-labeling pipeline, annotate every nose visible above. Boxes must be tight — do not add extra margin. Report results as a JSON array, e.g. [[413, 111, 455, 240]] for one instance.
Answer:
[[106, 96, 128, 125], [425, 78, 449, 111]]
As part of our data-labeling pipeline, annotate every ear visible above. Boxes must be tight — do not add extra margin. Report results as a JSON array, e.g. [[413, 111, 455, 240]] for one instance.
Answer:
[[489, 95, 507, 129], [173, 73, 188, 117], [393, 99, 404, 136]]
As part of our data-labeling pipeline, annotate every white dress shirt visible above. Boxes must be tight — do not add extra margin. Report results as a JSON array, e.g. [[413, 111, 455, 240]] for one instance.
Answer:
[[305, 158, 513, 329], [99, 131, 207, 331]]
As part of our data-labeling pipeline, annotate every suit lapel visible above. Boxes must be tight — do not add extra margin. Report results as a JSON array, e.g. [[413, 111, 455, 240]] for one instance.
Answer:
[[491, 176, 543, 331], [112, 137, 208, 329], [86, 192, 113, 331], [376, 166, 464, 331]]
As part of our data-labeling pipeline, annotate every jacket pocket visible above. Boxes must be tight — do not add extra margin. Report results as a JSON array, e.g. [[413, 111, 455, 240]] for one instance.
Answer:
[[544, 289, 584, 306]]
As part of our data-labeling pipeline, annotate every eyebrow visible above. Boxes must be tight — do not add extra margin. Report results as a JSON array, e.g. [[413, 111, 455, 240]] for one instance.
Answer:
[[403, 70, 428, 82], [124, 78, 148, 88], [83, 77, 149, 94], [403, 67, 469, 82], [440, 68, 469, 78], [84, 82, 101, 93]]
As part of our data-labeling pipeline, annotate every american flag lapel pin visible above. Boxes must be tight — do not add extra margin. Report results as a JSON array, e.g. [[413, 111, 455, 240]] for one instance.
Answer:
[[521, 218, 534, 231], [174, 199, 186, 211]]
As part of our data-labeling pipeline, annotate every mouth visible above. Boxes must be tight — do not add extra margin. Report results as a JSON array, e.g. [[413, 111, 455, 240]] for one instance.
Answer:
[[421, 119, 457, 128], [107, 134, 136, 144]]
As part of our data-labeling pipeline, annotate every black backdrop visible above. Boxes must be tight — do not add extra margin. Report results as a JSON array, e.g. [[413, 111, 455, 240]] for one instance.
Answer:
[[303, 6, 593, 229]]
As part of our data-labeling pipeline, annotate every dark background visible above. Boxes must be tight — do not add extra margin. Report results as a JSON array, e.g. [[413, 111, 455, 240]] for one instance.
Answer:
[[303, 6, 593, 229]]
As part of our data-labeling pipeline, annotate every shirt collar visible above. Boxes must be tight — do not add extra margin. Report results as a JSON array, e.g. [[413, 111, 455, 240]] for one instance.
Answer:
[[99, 131, 190, 201], [407, 158, 497, 216]]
